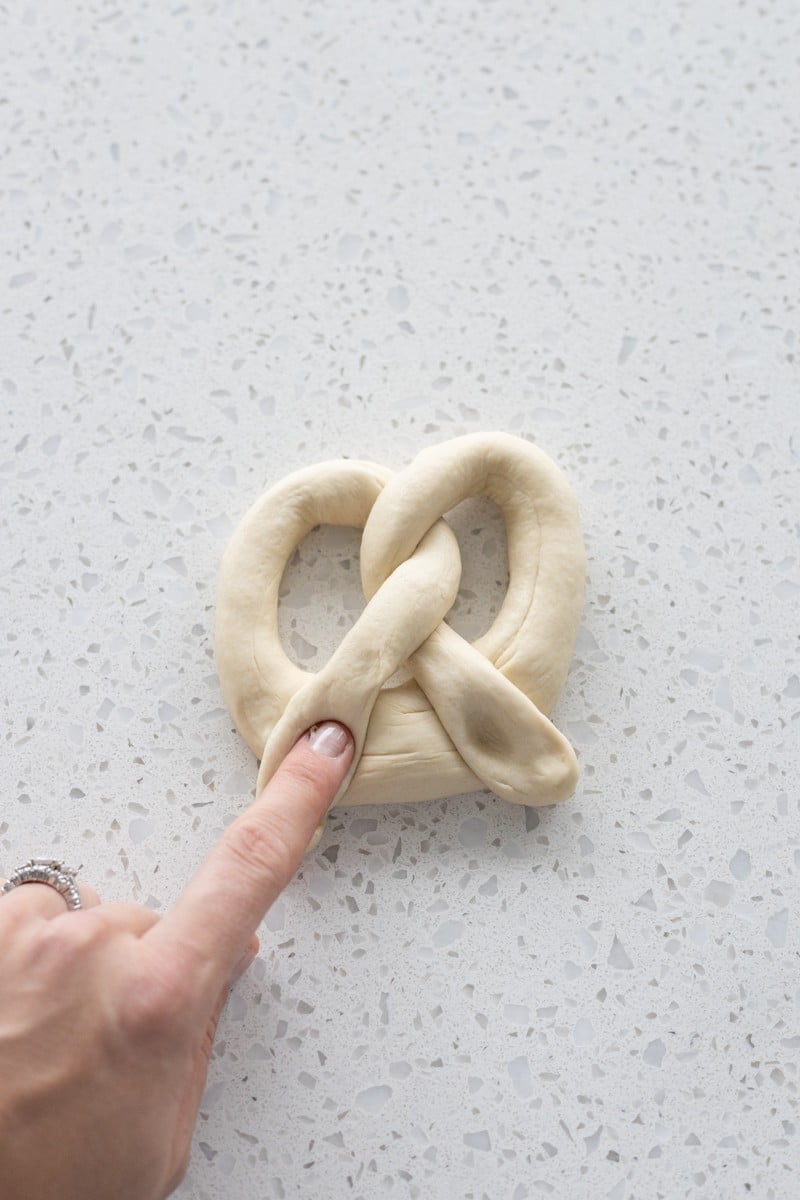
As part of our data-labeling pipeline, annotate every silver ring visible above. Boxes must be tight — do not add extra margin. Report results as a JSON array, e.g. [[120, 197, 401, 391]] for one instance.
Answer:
[[1, 858, 83, 911]]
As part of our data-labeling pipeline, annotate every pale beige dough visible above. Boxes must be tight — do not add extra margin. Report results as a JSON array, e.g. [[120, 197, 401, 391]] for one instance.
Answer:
[[215, 431, 585, 821]]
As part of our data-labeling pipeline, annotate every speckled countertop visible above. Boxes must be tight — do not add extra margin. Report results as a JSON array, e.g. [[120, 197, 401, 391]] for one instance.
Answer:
[[2, 3, 798, 1198]]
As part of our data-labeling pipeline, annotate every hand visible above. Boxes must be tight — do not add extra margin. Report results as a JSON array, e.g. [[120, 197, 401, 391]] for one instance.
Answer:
[[0, 721, 353, 1200]]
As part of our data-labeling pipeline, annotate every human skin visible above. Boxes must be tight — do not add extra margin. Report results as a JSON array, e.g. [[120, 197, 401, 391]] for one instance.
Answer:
[[0, 721, 353, 1200]]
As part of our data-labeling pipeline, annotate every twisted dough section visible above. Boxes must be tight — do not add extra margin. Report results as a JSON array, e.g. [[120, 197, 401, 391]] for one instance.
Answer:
[[215, 432, 585, 816]]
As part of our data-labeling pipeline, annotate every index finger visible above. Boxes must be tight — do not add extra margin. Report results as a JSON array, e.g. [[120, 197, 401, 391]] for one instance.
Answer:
[[148, 721, 353, 1004]]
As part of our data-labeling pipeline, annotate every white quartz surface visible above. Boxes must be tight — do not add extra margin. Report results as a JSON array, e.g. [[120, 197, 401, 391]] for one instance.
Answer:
[[2, 2, 799, 1197]]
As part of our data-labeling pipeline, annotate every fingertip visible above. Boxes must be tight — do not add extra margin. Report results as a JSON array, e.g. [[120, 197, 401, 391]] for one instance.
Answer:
[[158, 722, 354, 1002], [267, 721, 354, 810], [306, 720, 353, 759]]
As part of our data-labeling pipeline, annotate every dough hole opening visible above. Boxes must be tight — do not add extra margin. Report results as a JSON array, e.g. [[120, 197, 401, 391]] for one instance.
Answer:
[[443, 496, 509, 642], [278, 524, 366, 670], [277, 522, 411, 686]]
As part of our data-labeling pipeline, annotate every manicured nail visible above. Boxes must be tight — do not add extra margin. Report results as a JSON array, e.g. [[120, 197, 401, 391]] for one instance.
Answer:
[[307, 721, 352, 758]]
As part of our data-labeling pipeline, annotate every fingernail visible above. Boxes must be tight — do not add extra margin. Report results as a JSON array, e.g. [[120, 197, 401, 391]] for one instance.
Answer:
[[307, 721, 352, 758], [231, 948, 256, 984]]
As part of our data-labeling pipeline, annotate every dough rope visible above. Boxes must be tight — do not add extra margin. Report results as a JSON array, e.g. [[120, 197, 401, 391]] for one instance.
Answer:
[[215, 432, 585, 823]]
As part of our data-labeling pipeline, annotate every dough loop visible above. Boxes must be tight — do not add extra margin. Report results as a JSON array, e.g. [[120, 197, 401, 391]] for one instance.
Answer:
[[215, 432, 585, 819]]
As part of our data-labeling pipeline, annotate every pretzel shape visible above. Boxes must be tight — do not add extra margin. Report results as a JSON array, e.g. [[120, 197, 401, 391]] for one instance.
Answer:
[[215, 432, 585, 822]]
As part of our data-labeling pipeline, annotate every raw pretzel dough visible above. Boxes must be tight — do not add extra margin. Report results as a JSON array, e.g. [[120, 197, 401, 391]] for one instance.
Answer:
[[215, 432, 585, 818]]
